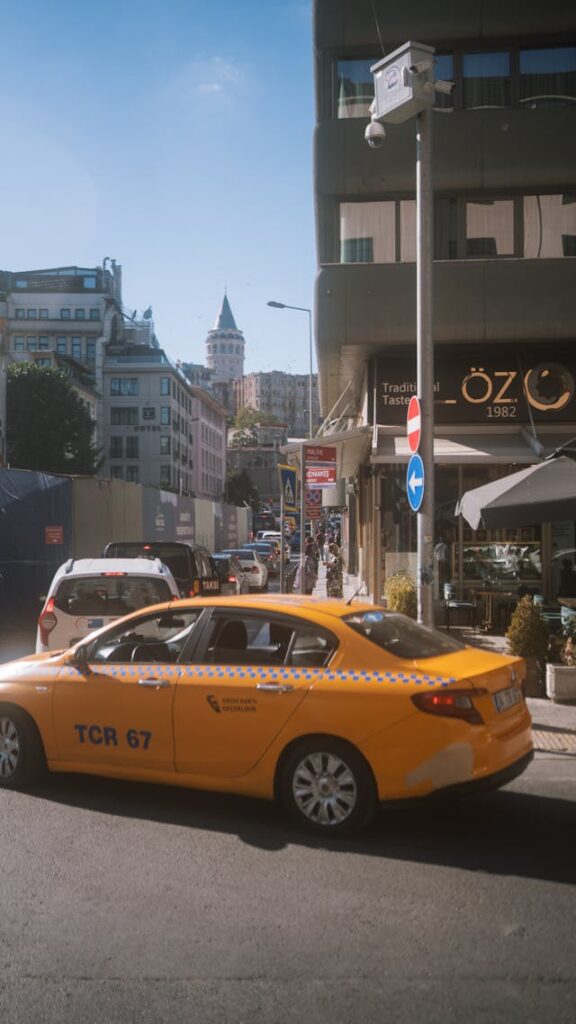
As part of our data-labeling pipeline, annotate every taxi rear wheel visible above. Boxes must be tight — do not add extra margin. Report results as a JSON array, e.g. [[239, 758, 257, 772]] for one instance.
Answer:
[[0, 707, 46, 790], [280, 738, 377, 836]]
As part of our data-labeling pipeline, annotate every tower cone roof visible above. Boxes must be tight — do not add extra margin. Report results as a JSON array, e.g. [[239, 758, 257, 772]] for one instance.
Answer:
[[213, 293, 238, 331]]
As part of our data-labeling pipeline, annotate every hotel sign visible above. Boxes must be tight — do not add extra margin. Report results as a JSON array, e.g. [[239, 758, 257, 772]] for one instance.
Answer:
[[372, 349, 576, 426]]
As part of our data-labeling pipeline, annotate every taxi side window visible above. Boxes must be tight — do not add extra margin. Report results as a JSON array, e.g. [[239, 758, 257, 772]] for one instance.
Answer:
[[288, 630, 336, 668], [203, 615, 294, 666], [90, 609, 204, 663]]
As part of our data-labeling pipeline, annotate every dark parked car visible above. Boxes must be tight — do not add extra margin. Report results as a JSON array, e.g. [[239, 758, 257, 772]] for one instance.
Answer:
[[212, 553, 250, 596], [101, 541, 220, 598]]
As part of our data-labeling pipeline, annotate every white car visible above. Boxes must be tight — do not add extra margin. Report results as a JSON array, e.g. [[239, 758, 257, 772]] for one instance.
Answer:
[[36, 557, 180, 653], [260, 531, 291, 561], [222, 549, 269, 592]]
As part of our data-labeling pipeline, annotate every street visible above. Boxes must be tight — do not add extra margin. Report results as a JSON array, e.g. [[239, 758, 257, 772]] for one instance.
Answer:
[[1, 613, 575, 1023]]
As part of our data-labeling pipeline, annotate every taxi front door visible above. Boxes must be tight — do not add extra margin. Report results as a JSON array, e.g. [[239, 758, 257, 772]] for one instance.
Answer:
[[52, 661, 176, 772]]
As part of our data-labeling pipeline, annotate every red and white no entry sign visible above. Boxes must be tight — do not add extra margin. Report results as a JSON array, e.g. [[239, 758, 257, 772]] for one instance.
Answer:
[[406, 396, 421, 453]]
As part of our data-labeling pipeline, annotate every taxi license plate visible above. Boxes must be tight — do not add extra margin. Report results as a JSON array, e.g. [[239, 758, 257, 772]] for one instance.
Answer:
[[493, 686, 522, 713]]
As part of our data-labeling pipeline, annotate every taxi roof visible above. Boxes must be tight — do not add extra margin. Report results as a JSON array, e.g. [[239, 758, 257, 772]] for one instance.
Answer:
[[168, 594, 380, 620]]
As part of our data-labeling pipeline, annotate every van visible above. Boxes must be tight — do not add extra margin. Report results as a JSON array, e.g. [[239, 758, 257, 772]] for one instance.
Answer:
[[101, 541, 221, 598]]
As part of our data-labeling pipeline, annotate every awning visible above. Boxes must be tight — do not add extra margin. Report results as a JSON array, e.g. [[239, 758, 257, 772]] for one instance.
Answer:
[[283, 427, 371, 480], [370, 431, 574, 465], [456, 456, 576, 529]]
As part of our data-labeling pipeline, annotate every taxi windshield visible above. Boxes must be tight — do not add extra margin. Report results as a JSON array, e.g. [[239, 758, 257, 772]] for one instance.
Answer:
[[343, 611, 466, 660]]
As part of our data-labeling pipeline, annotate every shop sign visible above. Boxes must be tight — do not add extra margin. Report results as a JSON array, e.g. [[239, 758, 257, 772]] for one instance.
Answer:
[[372, 348, 576, 426], [45, 526, 64, 545], [305, 445, 336, 463], [305, 464, 337, 488]]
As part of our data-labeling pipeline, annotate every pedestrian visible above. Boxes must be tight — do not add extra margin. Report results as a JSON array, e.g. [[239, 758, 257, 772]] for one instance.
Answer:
[[293, 540, 318, 595], [324, 542, 344, 598]]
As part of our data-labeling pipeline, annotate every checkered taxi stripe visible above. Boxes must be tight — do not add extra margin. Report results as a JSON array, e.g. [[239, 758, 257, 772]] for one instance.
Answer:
[[54, 665, 457, 688]]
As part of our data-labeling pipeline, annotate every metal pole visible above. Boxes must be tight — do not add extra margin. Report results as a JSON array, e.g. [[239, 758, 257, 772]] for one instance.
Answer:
[[307, 308, 313, 439], [279, 479, 285, 593], [416, 105, 435, 627], [300, 442, 306, 595]]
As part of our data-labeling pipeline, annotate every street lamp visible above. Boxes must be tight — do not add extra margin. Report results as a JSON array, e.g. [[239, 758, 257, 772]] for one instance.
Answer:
[[267, 301, 314, 440]]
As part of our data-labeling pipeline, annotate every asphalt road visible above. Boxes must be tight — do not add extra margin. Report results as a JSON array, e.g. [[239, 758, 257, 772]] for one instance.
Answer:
[[1, 613, 575, 1023]]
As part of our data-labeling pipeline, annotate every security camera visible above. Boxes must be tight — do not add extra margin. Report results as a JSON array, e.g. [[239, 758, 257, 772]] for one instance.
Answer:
[[434, 79, 455, 96], [364, 119, 386, 149], [409, 60, 433, 75]]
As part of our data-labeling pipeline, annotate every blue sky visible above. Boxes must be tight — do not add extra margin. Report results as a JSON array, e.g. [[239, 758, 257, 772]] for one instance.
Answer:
[[1, 0, 315, 374]]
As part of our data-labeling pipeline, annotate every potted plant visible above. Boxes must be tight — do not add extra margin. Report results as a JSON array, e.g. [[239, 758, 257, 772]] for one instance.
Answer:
[[505, 596, 549, 697], [384, 571, 417, 619], [546, 615, 576, 703]]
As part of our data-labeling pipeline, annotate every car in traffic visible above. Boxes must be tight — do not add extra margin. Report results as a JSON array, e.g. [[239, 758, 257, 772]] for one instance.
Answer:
[[101, 541, 220, 598], [211, 553, 250, 596], [242, 541, 281, 575], [2, 596, 532, 836], [221, 548, 269, 591], [259, 531, 291, 561], [36, 557, 180, 653]]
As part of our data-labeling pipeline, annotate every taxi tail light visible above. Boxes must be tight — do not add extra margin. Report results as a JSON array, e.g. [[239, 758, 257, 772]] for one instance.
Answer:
[[411, 689, 486, 725], [39, 598, 57, 645], [227, 574, 237, 583]]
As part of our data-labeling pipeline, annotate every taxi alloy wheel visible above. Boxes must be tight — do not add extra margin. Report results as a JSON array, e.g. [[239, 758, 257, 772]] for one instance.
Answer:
[[281, 738, 377, 836], [0, 708, 45, 789]]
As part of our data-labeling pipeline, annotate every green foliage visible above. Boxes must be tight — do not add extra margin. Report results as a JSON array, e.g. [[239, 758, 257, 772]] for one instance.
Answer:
[[384, 571, 417, 619], [7, 362, 102, 475], [235, 406, 280, 428], [506, 596, 549, 663], [226, 469, 259, 508]]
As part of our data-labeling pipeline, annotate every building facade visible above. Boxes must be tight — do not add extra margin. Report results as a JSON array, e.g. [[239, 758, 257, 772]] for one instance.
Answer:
[[313, 0, 576, 604], [235, 370, 320, 437]]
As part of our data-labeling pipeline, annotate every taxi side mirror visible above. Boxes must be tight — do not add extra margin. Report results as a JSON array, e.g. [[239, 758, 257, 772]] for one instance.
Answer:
[[72, 644, 92, 674]]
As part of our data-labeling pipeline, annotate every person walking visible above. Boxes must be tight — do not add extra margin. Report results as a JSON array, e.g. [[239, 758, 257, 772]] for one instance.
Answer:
[[293, 539, 318, 595], [324, 542, 344, 598]]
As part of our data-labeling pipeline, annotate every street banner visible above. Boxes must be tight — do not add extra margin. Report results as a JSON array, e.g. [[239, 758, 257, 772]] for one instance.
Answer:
[[278, 464, 298, 512], [305, 464, 337, 488]]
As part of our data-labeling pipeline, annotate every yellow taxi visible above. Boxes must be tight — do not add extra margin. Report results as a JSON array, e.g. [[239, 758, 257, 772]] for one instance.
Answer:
[[0, 595, 533, 835]]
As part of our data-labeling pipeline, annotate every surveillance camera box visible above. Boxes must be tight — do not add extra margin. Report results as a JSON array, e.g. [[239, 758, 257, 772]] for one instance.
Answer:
[[371, 41, 435, 125]]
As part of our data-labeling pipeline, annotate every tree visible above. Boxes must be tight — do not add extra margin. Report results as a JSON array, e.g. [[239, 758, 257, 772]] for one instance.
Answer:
[[234, 406, 280, 429], [226, 469, 259, 508], [7, 363, 102, 474]]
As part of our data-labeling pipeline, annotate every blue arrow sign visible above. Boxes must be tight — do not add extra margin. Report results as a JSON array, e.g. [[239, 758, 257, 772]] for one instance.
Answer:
[[407, 453, 425, 512]]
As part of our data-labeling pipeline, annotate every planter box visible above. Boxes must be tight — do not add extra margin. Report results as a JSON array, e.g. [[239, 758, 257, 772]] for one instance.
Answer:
[[546, 663, 576, 703]]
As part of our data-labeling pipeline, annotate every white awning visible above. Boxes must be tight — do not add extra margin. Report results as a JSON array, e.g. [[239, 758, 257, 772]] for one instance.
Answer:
[[370, 431, 575, 465]]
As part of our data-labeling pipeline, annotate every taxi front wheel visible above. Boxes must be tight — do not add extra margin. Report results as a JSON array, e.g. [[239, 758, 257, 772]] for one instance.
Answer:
[[280, 738, 377, 836], [0, 707, 46, 789]]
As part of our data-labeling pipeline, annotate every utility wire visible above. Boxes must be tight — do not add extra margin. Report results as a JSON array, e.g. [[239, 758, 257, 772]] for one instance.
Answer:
[[370, 0, 387, 57]]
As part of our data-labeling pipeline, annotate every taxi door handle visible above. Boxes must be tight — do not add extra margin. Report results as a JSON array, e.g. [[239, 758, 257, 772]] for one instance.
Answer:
[[138, 677, 169, 689], [256, 683, 295, 693]]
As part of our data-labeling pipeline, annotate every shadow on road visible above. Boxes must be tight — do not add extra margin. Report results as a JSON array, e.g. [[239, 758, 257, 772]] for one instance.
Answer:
[[24, 770, 576, 886]]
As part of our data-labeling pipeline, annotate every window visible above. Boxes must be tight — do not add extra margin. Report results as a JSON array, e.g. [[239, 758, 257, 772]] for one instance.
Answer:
[[340, 202, 395, 263], [27, 337, 37, 351], [524, 194, 576, 258], [26, 308, 37, 319], [462, 52, 510, 109], [86, 339, 96, 363], [75, 309, 85, 320], [125, 436, 139, 459], [110, 378, 139, 396], [111, 407, 138, 426], [71, 337, 82, 360], [335, 58, 374, 119], [15, 309, 25, 319], [110, 437, 123, 459], [466, 200, 514, 256], [125, 466, 139, 483], [39, 336, 49, 350], [519, 46, 576, 108], [83, 276, 96, 289], [434, 54, 454, 110], [202, 613, 337, 668], [56, 337, 67, 354], [89, 608, 203, 663], [61, 308, 71, 319], [39, 308, 49, 319], [142, 406, 156, 420], [344, 611, 465, 659], [160, 406, 170, 425], [13, 336, 25, 351], [160, 377, 170, 395], [89, 308, 100, 320], [160, 435, 171, 455], [160, 465, 171, 487]]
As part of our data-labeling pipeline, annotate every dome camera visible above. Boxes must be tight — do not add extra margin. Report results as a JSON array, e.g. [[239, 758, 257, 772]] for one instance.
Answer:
[[364, 119, 386, 149]]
